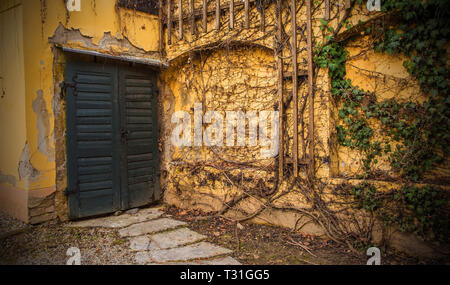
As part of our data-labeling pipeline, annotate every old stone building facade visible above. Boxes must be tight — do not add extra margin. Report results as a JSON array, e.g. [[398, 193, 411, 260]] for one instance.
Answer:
[[0, 0, 448, 257]]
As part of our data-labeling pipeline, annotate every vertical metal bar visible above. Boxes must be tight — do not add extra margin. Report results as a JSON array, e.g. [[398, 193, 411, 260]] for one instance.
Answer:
[[276, 0, 284, 180], [337, 0, 340, 21], [190, 0, 195, 35], [178, 0, 183, 40], [167, 0, 172, 45], [325, 0, 330, 20], [306, 0, 315, 179], [301, 111, 306, 160], [203, 0, 207, 33], [291, 0, 298, 177], [244, 0, 249, 29], [215, 0, 220, 31], [158, 0, 163, 52], [230, 0, 234, 30], [259, 0, 265, 32]]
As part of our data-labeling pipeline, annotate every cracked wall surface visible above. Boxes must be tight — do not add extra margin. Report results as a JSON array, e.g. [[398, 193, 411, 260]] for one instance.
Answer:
[[0, 0, 447, 259], [48, 23, 161, 60], [18, 142, 41, 187], [0, 171, 16, 187], [24, 0, 161, 223], [1, 0, 161, 223], [21, 0, 161, 194], [158, 1, 449, 257], [32, 90, 55, 162]]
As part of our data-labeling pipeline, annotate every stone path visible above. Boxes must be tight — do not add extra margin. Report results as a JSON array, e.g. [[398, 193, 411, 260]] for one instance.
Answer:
[[67, 207, 241, 265]]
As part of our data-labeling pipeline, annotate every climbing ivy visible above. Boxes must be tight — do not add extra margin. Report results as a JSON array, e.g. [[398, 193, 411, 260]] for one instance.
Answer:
[[351, 183, 448, 241], [315, 0, 449, 242], [316, 42, 384, 176], [375, 0, 450, 181]]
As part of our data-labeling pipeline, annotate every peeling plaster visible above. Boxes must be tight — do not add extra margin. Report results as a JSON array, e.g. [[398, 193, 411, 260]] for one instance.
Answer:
[[98, 32, 149, 55], [49, 23, 95, 48], [18, 142, 41, 186], [52, 82, 62, 116], [32, 90, 55, 162], [49, 23, 159, 58], [0, 170, 16, 186]]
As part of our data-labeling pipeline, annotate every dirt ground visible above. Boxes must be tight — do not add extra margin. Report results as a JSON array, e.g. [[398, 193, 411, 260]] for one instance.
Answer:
[[0, 207, 447, 265], [164, 206, 448, 265]]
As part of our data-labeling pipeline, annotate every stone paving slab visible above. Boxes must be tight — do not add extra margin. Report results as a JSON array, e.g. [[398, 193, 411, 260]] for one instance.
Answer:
[[148, 228, 206, 250], [162, 256, 242, 265], [119, 218, 186, 237], [198, 256, 241, 265], [135, 251, 151, 265], [63, 206, 237, 265], [130, 236, 150, 251], [142, 256, 242, 265], [67, 208, 163, 228], [148, 241, 233, 263]]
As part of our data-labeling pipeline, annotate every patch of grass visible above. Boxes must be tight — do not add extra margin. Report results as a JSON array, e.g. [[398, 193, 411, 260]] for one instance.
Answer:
[[113, 239, 127, 246]]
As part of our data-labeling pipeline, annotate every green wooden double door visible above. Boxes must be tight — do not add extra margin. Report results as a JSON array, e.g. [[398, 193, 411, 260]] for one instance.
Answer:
[[65, 61, 159, 219]]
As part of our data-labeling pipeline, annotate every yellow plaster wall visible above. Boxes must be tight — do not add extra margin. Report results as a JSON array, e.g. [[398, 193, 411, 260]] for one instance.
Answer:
[[160, 1, 347, 211], [0, 0, 445, 249], [0, 3, 26, 189], [158, 2, 448, 255], [161, 47, 278, 210], [0, 0, 160, 221], [12, 0, 386, 198], [336, 38, 450, 181], [19, 0, 161, 194], [0, 2, 28, 221]]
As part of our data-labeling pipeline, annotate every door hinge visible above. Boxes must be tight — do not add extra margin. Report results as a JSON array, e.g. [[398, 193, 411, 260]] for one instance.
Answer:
[[60, 82, 76, 89], [60, 76, 78, 98]]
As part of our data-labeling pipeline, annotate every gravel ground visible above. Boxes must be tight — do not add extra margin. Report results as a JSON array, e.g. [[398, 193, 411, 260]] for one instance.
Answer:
[[0, 211, 29, 237], [1, 207, 446, 265], [0, 221, 135, 265]]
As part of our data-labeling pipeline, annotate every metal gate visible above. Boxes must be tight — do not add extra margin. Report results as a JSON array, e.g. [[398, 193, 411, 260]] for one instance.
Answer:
[[65, 61, 159, 219]]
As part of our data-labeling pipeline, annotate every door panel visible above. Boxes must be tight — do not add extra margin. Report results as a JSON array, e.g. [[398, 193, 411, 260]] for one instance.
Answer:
[[66, 61, 159, 219], [66, 62, 121, 219], [119, 67, 159, 209]]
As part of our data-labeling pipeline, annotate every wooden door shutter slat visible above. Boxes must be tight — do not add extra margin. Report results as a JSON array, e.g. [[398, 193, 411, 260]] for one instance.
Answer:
[[66, 62, 121, 219], [119, 66, 160, 209]]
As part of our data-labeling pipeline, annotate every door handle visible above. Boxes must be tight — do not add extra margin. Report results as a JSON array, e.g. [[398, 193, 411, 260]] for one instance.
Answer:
[[121, 129, 130, 140]]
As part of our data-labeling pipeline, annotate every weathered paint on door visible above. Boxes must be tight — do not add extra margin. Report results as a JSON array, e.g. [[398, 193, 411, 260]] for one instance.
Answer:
[[65, 61, 159, 219], [119, 67, 160, 209]]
